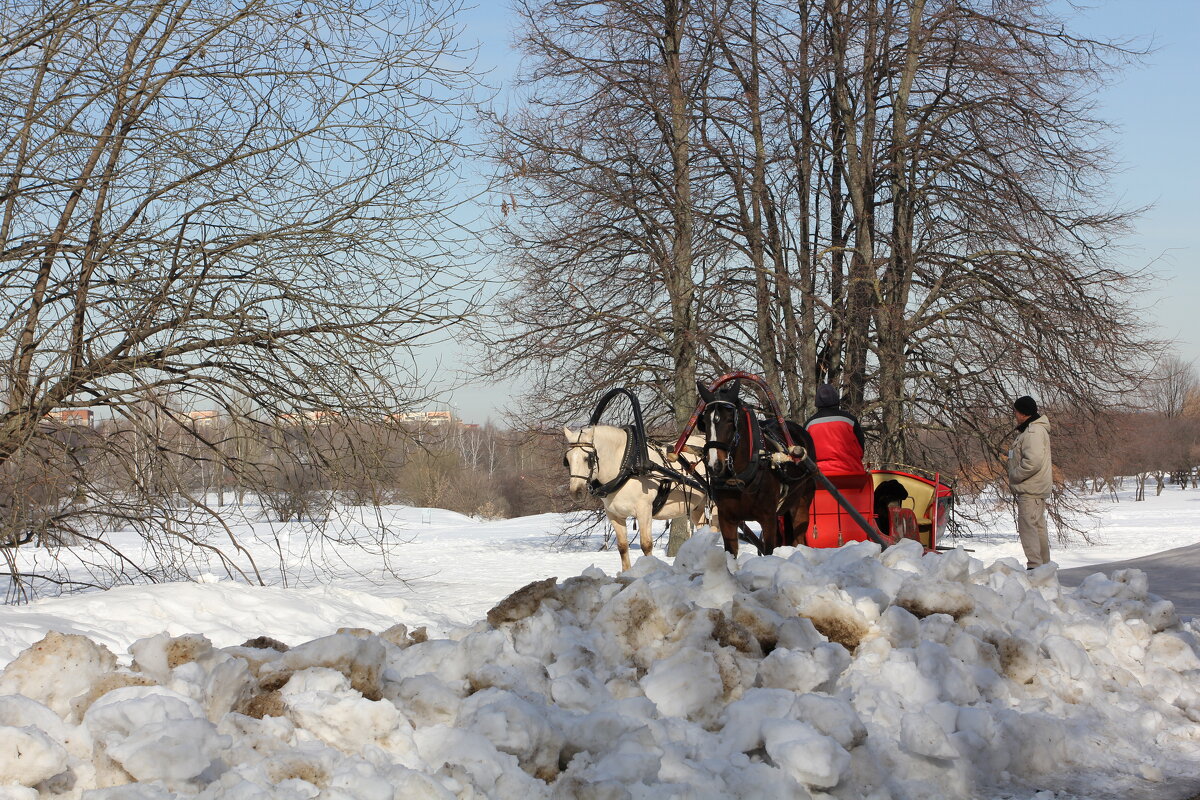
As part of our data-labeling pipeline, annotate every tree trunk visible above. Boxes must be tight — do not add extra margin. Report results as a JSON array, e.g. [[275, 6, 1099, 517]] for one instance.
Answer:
[[828, 0, 880, 411], [665, 0, 697, 558], [792, 1, 820, 418], [877, 0, 926, 464]]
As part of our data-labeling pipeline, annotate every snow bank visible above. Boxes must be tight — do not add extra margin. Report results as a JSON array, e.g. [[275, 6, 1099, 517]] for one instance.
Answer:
[[2, 533, 1199, 799]]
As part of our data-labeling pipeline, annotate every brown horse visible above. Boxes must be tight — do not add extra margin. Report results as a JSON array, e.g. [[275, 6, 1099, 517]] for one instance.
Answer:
[[696, 380, 816, 555]]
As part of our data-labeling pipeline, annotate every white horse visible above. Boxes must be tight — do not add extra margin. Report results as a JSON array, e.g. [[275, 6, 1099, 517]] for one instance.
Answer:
[[562, 424, 713, 570]]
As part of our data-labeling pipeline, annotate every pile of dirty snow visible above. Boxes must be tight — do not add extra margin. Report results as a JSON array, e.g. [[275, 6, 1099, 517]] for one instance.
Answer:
[[2, 532, 1199, 800]]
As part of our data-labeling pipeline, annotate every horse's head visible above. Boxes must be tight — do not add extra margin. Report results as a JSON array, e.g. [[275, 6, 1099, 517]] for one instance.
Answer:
[[562, 425, 598, 501], [696, 380, 744, 478]]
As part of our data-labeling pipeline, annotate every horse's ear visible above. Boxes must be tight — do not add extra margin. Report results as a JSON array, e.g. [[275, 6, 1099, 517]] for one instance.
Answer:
[[730, 379, 742, 399], [696, 380, 714, 404], [562, 425, 576, 441]]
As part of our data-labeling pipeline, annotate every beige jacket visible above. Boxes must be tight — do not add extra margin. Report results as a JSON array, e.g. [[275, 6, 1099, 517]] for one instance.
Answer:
[[1008, 415, 1053, 498]]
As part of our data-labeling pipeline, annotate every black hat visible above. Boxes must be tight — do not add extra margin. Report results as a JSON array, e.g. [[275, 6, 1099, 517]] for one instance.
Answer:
[[1013, 396, 1038, 416], [815, 384, 840, 409]]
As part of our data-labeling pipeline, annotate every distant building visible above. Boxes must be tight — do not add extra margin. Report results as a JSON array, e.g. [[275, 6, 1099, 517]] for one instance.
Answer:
[[187, 410, 220, 426], [278, 410, 339, 425], [47, 409, 94, 427], [391, 410, 455, 426]]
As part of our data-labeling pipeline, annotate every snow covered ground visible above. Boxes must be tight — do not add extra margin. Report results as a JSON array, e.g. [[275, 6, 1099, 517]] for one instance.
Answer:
[[0, 486, 1199, 799]]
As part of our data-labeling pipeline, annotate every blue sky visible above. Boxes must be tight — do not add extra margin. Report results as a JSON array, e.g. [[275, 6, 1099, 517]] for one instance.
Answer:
[[1068, 0, 1200, 362], [446, 1, 1200, 422]]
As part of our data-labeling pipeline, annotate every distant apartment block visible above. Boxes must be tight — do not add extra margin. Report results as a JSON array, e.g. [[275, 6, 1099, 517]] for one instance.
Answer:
[[391, 410, 453, 426], [47, 409, 94, 427], [278, 410, 340, 425]]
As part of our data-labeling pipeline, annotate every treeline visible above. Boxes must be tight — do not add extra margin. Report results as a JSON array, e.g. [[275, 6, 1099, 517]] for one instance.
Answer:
[[0, 414, 575, 549], [1054, 406, 1200, 502], [6, 387, 1197, 575], [914, 368, 1200, 508]]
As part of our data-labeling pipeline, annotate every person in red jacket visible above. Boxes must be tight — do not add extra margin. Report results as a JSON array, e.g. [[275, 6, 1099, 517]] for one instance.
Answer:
[[805, 384, 866, 475]]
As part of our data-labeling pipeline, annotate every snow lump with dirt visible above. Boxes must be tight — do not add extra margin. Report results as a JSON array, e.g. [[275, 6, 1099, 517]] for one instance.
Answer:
[[2, 530, 1199, 799]]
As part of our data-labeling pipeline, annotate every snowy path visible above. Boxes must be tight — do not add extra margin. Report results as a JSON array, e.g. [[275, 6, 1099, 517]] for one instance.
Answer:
[[1059, 541, 1200, 618]]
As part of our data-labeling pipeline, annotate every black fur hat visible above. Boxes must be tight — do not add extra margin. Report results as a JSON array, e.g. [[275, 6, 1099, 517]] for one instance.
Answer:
[[815, 384, 840, 409], [1013, 395, 1038, 416]]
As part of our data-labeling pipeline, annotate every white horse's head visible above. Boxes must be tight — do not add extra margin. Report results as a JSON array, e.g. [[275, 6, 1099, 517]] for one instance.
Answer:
[[562, 425, 629, 502], [562, 425, 597, 502]]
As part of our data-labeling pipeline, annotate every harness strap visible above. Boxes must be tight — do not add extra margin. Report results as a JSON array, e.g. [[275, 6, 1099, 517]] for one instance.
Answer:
[[564, 441, 598, 483], [650, 480, 673, 515], [588, 426, 641, 498], [726, 406, 764, 487], [576, 432, 710, 501], [711, 406, 815, 493]]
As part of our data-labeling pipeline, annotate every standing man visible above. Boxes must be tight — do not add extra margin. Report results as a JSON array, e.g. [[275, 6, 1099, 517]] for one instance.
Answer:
[[805, 384, 866, 475], [1009, 395, 1053, 569]]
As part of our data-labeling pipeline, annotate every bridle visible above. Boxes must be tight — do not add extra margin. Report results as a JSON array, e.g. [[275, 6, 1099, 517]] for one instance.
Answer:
[[563, 441, 599, 485], [701, 398, 763, 487], [700, 400, 740, 475]]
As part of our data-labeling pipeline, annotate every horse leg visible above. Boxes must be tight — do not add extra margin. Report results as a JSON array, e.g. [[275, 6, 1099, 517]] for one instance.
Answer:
[[792, 488, 813, 547], [718, 512, 740, 556], [779, 511, 794, 549], [610, 514, 632, 571], [759, 510, 780, 555], [689, 498, 708, 531], [636, 504, 654, 558]]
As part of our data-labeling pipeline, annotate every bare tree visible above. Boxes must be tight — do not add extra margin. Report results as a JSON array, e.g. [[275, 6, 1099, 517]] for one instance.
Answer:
[[1147, 355, 1199, 419], [0, 0, 480, 597], [482, 0, 716, 426], [483, 0, 1161, 543], [483, 0, 723, 555]]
